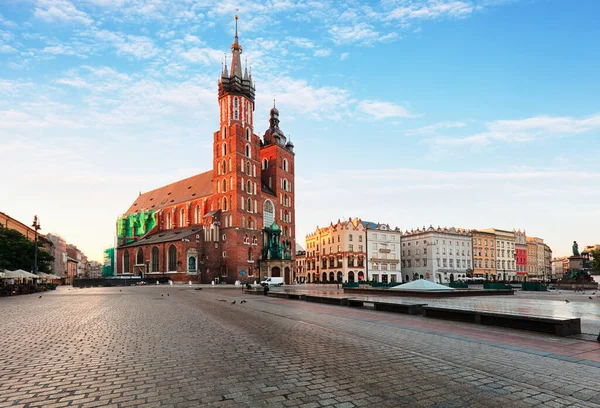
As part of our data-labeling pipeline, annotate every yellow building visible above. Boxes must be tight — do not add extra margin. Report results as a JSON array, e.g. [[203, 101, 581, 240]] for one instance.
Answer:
[[471, 230, 496, 279]]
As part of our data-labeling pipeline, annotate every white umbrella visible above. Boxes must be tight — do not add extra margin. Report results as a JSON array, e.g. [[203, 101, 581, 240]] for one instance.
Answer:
[[0, 270, 5, 278], [12, 269, 39, 279]]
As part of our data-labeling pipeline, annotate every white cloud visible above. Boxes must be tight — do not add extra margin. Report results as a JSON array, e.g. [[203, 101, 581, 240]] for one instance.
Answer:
[[340, 52, 349, 61], [0, 43, 16, 53], [429, 113, 600, 149], [179, 47, 223, 65], [34, 0, 93, 25], [386, 1, 475, 22], [357, 100, 418, 119], [330, 22, 398, 46], [287, 36, 315, 49], [405, 121, 467, 135], [95, 30, 158, 59], [313, 49, 331, 57], [184, 34, 202, 45]]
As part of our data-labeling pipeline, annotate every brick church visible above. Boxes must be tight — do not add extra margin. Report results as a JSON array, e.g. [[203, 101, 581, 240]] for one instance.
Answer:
[[115, 17, 296, 284]]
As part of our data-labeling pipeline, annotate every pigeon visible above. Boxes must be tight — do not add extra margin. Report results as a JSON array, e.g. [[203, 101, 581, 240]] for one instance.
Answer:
[[38, 295, 42, 298], [590, 297, 593, 300], [119, 290, 122, 292], [231, 300, 236, 305], [565, 300, 570, 303], [161, 294, 164, 297], [593, 292, 596, 295], [167, 293, 170, 297], [240, 300, 246, 304]]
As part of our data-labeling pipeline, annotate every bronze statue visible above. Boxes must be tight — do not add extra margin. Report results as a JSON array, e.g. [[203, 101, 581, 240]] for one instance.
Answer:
[[573, 241, 580, 256]]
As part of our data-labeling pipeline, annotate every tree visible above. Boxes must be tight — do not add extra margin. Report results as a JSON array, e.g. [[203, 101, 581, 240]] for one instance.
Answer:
[[0, 225, 54, 273], [591, 248, 600, 275]]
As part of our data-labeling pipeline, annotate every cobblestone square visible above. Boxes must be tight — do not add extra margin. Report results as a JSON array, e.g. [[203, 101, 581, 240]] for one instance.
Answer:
[[1, 286, 599, 407]]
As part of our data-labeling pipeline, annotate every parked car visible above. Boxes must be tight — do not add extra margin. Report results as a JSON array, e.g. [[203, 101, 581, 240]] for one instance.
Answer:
[[260, 277, 284, 287]]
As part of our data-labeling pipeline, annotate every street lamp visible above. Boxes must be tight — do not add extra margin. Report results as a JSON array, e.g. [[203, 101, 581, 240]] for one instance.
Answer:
[[32, 215, 41, 274]]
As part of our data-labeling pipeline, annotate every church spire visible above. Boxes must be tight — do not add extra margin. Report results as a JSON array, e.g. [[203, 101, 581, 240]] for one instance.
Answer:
[[218, 15, 255, 102], [230, 15, 243, 79]]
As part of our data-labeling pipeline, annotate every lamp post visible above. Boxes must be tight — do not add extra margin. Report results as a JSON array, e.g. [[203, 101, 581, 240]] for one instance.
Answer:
[[32, 215, 41, 275]]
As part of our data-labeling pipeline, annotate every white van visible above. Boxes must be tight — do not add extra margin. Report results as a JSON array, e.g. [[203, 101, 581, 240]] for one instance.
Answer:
[[260, 277, 284, 287]]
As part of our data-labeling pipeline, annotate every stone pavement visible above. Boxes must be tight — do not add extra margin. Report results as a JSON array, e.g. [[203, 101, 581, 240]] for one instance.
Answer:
[[1, 286, 599, 408]]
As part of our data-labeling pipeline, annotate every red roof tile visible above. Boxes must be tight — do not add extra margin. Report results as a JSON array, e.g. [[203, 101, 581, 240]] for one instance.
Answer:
[[124, 170, 213, 215]]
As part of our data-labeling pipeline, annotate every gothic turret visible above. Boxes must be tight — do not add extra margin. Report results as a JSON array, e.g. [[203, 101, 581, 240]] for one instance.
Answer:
[[218, 15, 255, 103], [263, 101, 293, 150]]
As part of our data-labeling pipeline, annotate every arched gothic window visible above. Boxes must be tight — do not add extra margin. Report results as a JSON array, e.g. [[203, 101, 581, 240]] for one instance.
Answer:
[[247, 197, 252, 212], [222, 179, 227, 193], [283, 179, 288, 192], [246, 128, 250, 141], [246, 161, 250, 175], [244, 234, 249, 244], [136, 248, 144, 265], [283, 159, 288, 171], [223, 197, 228, 211], [263, 199, 274, 227], [222, 160, 226, 174], [122, 250, 130, 273], [252, 235, 257, 245], [222, 143, 227, 156], [151, 247, 159, 272], [262, 158, 268, 170], [245, 144, 250, 158], [234, 97, 239, 119], [247, 180, 251, 194], [168, 245, 177, 271]]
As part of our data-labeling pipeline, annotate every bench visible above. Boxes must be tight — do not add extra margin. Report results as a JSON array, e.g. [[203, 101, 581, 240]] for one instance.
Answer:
[[422, 306, 581, 336], [244, 288, 263, 295], [347, 299, 426, 315], [304, 295, 349, 306]]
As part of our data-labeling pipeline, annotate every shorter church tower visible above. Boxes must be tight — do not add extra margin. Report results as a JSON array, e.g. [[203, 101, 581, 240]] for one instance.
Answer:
[[259, 102, 296, 283]]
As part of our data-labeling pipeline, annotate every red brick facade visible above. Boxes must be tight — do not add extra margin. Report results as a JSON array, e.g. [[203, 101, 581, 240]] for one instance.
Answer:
[[116, 22, 295, 284]]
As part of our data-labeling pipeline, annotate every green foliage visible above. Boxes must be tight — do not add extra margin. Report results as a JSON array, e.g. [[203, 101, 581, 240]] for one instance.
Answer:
[[591, 248, 600, 274], [0, 225, 54, 273]]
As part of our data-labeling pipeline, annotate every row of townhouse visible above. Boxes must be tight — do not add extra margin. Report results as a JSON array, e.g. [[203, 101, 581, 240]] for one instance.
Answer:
[[298, 218, 553, 284]]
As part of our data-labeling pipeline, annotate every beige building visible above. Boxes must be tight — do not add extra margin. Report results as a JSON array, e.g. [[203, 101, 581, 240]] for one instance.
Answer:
[[295, 247, 307, 283], [305, 218, 366, 283], [364, 222, 402, 284], [526, 237, 547, 280], [471, 230, 496, 279], [481, 229, 516, 281]]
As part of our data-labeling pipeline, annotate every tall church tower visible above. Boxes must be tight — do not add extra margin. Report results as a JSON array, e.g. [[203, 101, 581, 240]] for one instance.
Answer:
[[213, 16, 263, 278]]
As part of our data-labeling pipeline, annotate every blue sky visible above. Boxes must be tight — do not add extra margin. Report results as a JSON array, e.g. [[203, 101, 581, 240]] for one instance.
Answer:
[[1, 0, 599, 262]]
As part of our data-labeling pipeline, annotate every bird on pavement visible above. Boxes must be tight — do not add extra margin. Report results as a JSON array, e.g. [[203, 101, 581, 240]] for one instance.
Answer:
[[38, 295, 42, 298], [240, 300, 246, 304], [119, 290, 122, 292], [161, 294, 164, 297], [589, 297, 593, 299], [231, 300, 236, 305], [565, 300, 570, 303], [167, 293, 169, 296]]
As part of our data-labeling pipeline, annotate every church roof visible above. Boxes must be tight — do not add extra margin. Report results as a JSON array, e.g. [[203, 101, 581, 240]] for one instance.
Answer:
[[124, 170, 213, 215], [119, 226, 203, 248]]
